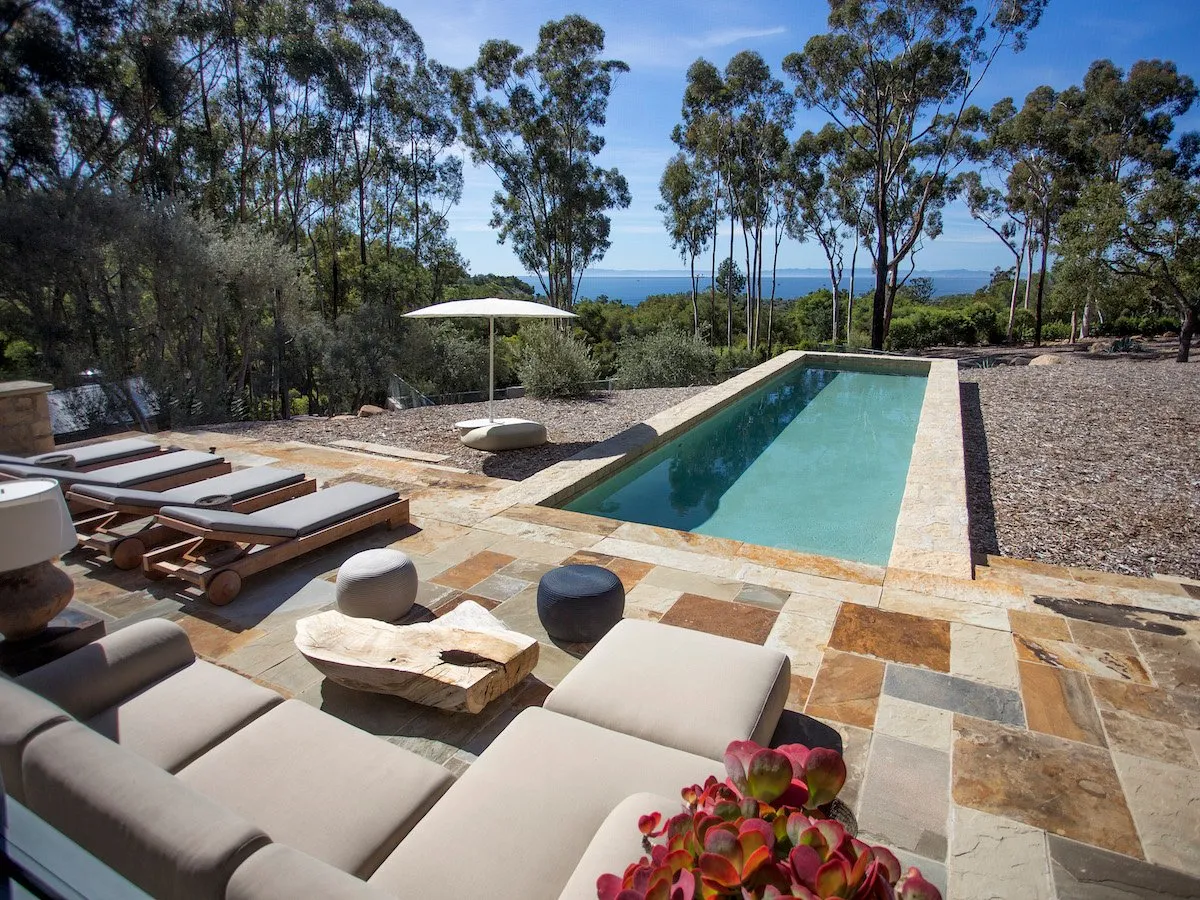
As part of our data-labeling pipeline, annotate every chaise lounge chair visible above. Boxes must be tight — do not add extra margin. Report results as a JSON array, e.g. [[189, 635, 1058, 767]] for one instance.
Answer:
[[68, 467, 317, 570], [0, 450, 231, 501], [142, 482, 408, 605], [0, 436, 166, 471]]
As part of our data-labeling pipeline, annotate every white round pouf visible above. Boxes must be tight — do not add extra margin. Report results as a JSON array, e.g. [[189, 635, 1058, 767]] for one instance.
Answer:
[[460, 419, 547, 451], [335, 549, 418, 622]]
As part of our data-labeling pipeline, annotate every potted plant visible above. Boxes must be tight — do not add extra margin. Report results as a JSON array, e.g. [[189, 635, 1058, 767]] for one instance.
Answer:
[[597, 740, 941, 900]]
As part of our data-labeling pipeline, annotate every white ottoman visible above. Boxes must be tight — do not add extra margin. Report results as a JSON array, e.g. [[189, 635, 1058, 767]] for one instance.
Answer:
[[458, 419, 547, 451], [335, 549, 418, 622]]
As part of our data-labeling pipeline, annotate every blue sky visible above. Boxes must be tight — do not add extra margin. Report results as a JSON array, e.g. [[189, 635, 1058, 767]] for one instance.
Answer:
[[395, 0, 1200, 276]]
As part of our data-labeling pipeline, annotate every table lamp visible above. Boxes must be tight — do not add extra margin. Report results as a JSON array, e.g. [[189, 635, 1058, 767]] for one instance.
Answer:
[[0, 479, 76, 641]]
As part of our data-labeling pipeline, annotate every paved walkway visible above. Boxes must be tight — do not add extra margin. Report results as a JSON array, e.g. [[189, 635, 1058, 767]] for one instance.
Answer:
[[61, 429, 1200, 898]]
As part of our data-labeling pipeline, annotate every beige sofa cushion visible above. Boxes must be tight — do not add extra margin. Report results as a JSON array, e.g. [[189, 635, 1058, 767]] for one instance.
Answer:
[[227, 845, 394, 900], [86, 658, 282, 772], [178, 699, 453, 878], [0, 676, 69, 803], [543, 619, 790, 760], [22, 721, 270, 900], [369, 708, 721, 899], [18, 619, 195, 720], [557, 792, 681, 900]]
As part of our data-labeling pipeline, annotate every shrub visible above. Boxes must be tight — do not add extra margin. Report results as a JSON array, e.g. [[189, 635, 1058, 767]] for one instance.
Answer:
[[966, 302, 1002, 344], [598, 739, 941, 900], [714, 346, 758, 381], [516, 321, 598, 399], [1040, 321, 1071, 341], [885, 307, 977, 351], [617, 326, 717, 388]]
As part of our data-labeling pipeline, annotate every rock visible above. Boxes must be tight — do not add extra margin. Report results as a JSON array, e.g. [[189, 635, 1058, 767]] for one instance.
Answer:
[[331, 414, 357, 421], [358, 404, 385, 417], [1028, 354, 1065, 366]]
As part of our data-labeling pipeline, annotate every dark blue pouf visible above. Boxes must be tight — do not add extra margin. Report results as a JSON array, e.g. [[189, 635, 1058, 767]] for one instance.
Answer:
[[537, 564, 625, 643]]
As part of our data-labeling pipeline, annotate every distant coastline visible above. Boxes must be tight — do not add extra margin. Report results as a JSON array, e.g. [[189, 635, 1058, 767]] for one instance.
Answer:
[[516, 270, 992, 304]]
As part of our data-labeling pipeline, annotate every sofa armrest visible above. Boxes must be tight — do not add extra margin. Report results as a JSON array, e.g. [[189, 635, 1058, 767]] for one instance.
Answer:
[[18, 619, 196, 720], [228, 845, 396, 900]]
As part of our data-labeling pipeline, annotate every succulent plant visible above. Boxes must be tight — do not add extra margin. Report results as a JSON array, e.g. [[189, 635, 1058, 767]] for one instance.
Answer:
[[596, 740, 942, 900]]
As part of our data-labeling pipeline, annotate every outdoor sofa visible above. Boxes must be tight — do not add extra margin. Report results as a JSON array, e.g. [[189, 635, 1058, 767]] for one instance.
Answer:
[[0, 617, 790, 899]]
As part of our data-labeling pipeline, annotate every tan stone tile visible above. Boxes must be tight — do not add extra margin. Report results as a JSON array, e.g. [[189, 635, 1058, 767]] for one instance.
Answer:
[[604, 556, 654, 592], [622, 605, 664, 623], [500, 504, 620, 536], [981, 555, 1075, 580], [805, 650, 885, 728], [609, 521, 744, 557], [386, 518, 472, 555], [734, 543, 885, 586], [422, 529, 502, 566], [1008, 609, 1071, 642], [1110, 751, 1200, 871], [829, 604, 951, 672], [873, 695, 952, 751], [1066, 620, 1139, 656], [431, 550, 517, 590], [434, 592, 500, 616], [496, 558, 556, 584], [592, 537, 744, 580], [1018, 661, 1106, 747], [475, 515, 604, 550], [1101, 708, 1197, 768], [1187, 730, 1200, 766], [168, 610, 263, 661], [948, 807, 1054, 900], [624, 583, 682, 614], [488, 537, 574, 565], [885, 569, 1025, 609], [951, 623, 1019, 690], [1130, 631, 1200, 696], [952, 716, 1142, 858], [658, 593, 778, 645], [881, 587, 1009, 630], [1088, 677, 1200, 731], [765, 612, 833, 678], [640, 566, 742, 601], [738, 563, 882, 607], [785, 674, 814, 711], [1067, 567, 1189, 596], [1014, 635, 1152, 684], [779, 591, 843, 623]]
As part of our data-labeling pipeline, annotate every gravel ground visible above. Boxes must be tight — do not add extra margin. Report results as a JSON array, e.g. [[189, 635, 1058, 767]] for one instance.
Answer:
[[207, 387, 707, 482], [208, 348, 1200, 579], [960, 351, 1200, 579]]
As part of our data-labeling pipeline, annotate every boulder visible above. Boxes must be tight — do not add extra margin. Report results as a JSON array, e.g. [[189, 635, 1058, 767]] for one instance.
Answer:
[[358, 404, 386, 417], [1028, 354, 1065, 366]]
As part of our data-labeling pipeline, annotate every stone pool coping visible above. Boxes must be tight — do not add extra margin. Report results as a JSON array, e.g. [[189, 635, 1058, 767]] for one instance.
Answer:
[[496, 351, 972, 580]]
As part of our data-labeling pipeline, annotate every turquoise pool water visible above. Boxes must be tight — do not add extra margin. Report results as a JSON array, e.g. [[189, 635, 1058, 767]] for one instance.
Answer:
[[563, 366, 928, 565]]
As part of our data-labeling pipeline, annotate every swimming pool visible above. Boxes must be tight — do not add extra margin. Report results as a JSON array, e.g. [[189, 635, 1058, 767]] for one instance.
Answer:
[[562, 365, 928, 565]]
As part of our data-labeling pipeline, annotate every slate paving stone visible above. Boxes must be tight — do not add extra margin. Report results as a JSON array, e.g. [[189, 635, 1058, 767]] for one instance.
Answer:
[[765, 611, 833, 678], [496, 558, 556, 583], [785, 674, 814, 711], [1013, 635, 1152, 684], [950, 622, 1019, 689], [883, 663, 1025, 727], [1088, 676, 1200, 731], [827, 604, 951, 672], [1100, 708, 1197, 768], [1009, 609, 1071, 642], [431, 550, 517, 590], [872, 695, 952, 751], [658, 592, 778, 644], [1067, 620, 1139, 655], [604, 556, 655, 592], [1032, 594, 1197, 637], [948, 806, 1054, 900], [466, 573, 531, 603], [952, 716, 1142, 858], [1129, 631, 1200, 696], [1110, 751, 1200, 872], [856, 733, 950, 861], [1019, 661, 1106, 746], [1049, 834, 1200, 899], [805, 650, 885, 728], [433, 592, 500, 616], [890, 851, 947, 898]]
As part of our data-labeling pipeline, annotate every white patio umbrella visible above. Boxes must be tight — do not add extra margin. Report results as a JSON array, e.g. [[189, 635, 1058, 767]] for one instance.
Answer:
[[403, 297, 577, 422]]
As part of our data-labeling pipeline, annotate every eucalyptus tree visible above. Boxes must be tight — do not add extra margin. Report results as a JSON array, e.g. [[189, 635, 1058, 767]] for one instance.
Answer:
[[956, 168, 1030, 339], [452, 15, 630, 309], [658, 153, 715, 334], [784, 0, 1046, 349]]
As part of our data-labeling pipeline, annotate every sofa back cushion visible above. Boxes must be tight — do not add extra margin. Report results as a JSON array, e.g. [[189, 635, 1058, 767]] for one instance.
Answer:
[[22, 721, 270, 900], [18, 619, 195, 720], [228, 845, 394, 900], [0, 675, 69, 804]]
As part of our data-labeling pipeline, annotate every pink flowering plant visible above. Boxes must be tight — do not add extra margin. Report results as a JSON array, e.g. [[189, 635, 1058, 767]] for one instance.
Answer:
[[597, 740, 941, 900]]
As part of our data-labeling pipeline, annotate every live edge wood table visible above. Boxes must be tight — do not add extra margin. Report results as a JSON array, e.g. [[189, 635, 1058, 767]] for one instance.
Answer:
[[294, 602, 539, 714]]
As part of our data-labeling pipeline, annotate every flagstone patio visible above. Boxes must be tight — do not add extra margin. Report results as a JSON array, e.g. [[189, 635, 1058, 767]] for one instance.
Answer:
[[57, 428, 1200, 898]]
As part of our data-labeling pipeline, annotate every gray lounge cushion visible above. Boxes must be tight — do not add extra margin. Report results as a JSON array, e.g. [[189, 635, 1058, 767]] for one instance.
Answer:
[[228, 845, 393, 900], [36, 437, 160, 467], [159, 482, 398, 539], [0, 450, 221, 488], [177, 699, 453, 878], [85, 658, 282, 772], [369, 708, 720, 899], [0, 676, 70, 804], [22, 720, 271, 900], [557, 792, 681, 900], [543, 619, 790, 760], [71, 466, 305, 510], [19, 619, 196, 721]]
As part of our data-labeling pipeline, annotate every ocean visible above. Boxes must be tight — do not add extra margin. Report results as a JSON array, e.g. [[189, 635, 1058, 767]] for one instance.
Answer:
[[517, 273, 990, 304]]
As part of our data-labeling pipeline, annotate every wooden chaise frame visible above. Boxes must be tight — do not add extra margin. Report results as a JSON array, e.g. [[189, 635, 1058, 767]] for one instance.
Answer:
[[69, 477, 318, 570], [142, 497, 410, 606], [0, 460, 234, 515]]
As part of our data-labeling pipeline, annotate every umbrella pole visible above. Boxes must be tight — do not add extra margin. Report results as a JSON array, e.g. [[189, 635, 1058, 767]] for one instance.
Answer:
[[488, 316, 495, 422]]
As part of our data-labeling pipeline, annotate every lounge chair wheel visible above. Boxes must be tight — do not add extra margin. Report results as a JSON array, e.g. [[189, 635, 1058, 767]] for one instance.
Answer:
[[112, 537, 147, 571], [206, 570, 242, 606]]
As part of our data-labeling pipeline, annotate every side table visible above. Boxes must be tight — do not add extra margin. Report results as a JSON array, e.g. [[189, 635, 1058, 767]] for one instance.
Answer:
[[0, 606, 106, 677]]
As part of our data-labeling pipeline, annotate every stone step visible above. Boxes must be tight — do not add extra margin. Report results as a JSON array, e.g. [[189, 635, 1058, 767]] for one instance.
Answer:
[[330, 439, 451, 464]]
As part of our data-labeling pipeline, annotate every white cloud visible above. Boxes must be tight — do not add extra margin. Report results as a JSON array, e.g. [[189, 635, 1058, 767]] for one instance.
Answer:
[[684, 26, 787, 49]]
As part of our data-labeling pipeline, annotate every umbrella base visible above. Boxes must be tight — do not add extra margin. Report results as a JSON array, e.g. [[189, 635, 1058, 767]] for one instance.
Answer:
[[458, 419, 548, 452]]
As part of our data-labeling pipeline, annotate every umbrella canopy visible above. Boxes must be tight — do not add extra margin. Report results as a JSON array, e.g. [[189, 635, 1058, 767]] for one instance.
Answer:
[[403, 297, 577, 421]]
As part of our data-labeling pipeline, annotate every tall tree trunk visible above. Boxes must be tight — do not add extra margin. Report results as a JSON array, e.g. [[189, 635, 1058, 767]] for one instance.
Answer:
[[1081, 282, 1093, 339], [727, 207, 735, 350], [1006, 226, 1027, 342], [1033, 212, 1050, 347], [710, 168, 721, 341], [274, 287, 288, 420], [1024, 241, 1034, 310], [689, 252, 699, 335], [847, 241, 859, 343], [1177, 307, 1194, 362], [871, 183, 889, 350]]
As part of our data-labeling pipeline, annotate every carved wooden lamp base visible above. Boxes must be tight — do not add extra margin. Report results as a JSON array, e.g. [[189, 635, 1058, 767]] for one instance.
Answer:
[[0, 560, 75, 641]]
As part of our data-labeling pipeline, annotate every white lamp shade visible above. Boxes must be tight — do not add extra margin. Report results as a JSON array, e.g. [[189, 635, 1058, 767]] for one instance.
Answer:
[[0, 479, 77, 572]]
